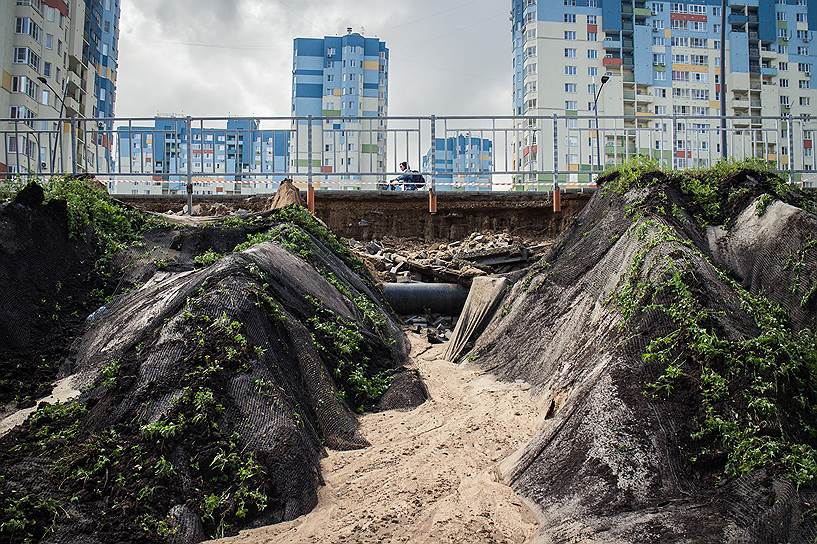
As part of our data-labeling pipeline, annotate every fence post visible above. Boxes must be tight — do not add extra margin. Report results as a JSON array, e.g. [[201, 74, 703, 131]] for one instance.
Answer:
[[185, 116, 194, 215], [70, 116, 78, 176], [307, 115, 315, 214], [429, 115, 437, 215], [552, 113, 561, 213]]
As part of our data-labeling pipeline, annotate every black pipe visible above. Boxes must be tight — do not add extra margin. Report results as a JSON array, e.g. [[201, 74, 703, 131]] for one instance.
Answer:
[[383, 283, 469, 316]]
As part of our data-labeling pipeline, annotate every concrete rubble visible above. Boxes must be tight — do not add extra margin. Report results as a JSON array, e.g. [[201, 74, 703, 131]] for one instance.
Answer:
[[348, 231, 551, 285]]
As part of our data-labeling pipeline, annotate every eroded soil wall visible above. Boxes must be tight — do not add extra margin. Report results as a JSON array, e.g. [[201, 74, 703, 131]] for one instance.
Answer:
[[118, 192, 591, 241]]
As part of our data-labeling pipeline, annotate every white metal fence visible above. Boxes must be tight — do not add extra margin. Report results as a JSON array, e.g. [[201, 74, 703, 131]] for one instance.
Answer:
[[2, 115, 816, 196]]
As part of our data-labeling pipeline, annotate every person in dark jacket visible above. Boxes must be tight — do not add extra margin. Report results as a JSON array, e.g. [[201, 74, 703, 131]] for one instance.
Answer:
[[391, 162, 426, 191]]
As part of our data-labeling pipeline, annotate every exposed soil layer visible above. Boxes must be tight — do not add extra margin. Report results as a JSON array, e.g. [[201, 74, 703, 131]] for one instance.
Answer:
[[119, 191, 590, 242], [473, 163, 817, 543], [215, 333, 546, 544]]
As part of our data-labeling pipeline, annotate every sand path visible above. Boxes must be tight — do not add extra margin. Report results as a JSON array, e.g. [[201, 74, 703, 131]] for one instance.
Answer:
[[215, 333, 546, 544]]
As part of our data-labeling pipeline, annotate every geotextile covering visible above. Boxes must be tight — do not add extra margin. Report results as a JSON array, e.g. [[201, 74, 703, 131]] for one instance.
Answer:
[[0, 187, 411, 544], [473, 164, 817, 543]]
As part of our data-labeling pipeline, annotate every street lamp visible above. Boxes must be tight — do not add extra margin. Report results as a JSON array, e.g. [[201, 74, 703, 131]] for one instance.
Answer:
[[593, 74, 611, 172], [37, 76, 67, 173]]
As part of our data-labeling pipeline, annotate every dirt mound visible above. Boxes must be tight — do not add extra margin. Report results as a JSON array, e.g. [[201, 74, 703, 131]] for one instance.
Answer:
[[265, 179, 303, 210], [0, 185, 416, 543], [473, 160, 817, 543]]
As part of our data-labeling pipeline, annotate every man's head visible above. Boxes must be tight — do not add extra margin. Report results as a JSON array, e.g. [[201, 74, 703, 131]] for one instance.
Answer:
[[399, 162, 408, 172]]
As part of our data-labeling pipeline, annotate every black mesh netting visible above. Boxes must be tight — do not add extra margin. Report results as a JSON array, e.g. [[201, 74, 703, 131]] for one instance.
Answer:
[[0, 200, 414, 543], [471, 172, 817, 543]]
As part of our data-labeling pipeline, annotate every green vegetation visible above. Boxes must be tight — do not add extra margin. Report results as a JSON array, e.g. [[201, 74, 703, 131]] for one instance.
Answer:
[[0, 493, 59, 543], [42, 177, 149, 275], [193, 249, 222, 267], [608, 166, 817, 487], [1, 297, 272, 541], [602, 157, 802, 228], [270, 205, 366, 274], [755, 193, 774, 217], [307, 299, 391, 412], [1, 177, 169, 279], [233, 223, 312, 261], [100, 359, 121, 388]]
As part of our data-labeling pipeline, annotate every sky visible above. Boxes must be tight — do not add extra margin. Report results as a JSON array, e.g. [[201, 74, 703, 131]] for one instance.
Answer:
[[115, 0, 511, 118]]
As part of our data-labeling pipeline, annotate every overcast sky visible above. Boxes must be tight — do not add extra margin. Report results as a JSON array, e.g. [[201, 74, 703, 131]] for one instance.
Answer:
[[115, 0, 511, 118]]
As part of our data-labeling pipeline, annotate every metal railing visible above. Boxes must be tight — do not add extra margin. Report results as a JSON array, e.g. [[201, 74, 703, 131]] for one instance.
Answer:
[[2, 114, 816, 213]]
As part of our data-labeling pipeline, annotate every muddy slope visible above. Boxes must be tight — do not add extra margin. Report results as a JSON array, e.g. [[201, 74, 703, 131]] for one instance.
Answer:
[[473, 165, 817, 543], [0, 186, 415, 544]]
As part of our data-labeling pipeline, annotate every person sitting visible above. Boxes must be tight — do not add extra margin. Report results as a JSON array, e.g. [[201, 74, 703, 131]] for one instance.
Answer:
[[391, 162, 426, 191]]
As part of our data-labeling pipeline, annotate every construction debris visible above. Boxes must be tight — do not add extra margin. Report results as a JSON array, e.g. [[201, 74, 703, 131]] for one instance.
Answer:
[[349, 232, 550, 285]]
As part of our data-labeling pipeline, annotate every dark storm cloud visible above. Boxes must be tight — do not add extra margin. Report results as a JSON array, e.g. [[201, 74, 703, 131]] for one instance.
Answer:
[[116, 0, 510, 117]]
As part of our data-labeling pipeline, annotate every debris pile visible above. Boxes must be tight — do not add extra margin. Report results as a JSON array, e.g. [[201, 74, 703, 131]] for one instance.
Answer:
[[472, 159, 817, 542], [349, 232, 550, 285], [402, 314, 456, 344]]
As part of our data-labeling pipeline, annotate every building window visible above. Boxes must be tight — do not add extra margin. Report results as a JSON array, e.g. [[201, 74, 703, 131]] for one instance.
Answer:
[[564, 48, 576, 58], [565, 65, 577, 75], [564, 13, 576, 22], [15, 17, 42, 42], [587, 50, 598, 59]]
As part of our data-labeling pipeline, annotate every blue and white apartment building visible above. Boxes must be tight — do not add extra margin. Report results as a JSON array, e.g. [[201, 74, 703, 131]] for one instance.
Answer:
[[512, 0, 817, 189], [111, 118, 290, 195], [291, 29, 389, 190], [422, 135, 494, 191]]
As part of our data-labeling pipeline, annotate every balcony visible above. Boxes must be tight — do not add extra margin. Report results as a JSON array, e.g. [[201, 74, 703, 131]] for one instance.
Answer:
[[729, 14, 748, 25], [634, 7, 652, 17], [761, 66, 778, 77], [64, 96, 80, 117], [603, 57, 623, 67], [603, 38, 622, 49], [66, 71, 82, 91]]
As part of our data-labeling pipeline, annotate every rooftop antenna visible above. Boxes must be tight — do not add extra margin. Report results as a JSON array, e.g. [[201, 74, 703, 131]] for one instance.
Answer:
[[360, 26, 365, 35], [346, 27, 352, 34]]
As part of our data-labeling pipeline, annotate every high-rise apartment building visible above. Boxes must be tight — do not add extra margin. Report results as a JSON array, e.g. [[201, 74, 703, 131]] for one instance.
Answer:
[[1, 0, 120, 177], [83, 0, 120, 173], [111, 117, 290, 195], [291, 29, 389, 190], [422, 135, 494, 191], [511, 0, 817, 188]]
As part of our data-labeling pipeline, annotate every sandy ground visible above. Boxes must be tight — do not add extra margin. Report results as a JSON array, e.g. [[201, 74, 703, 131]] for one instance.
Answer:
[[215, 333, 547, 544], [0, 376, 79, 437]]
